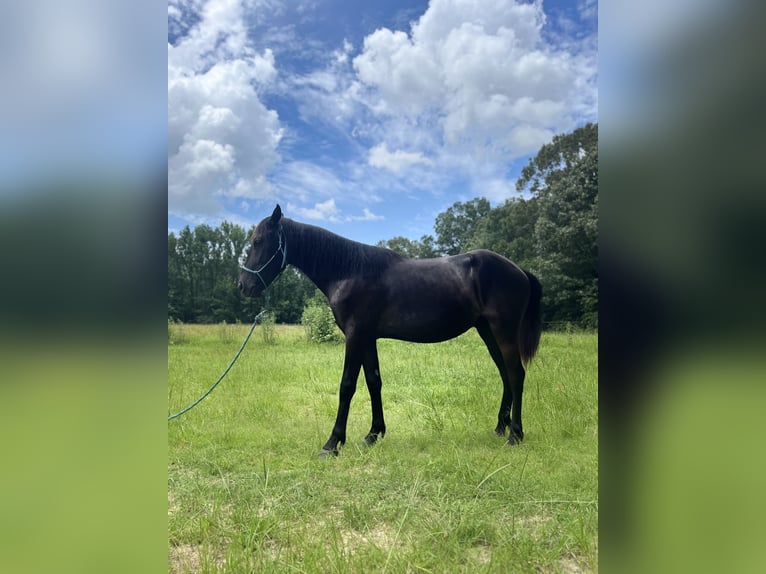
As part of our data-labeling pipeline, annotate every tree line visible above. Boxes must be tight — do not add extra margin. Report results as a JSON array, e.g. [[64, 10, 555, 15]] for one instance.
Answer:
[[168, 123, 597, 328]]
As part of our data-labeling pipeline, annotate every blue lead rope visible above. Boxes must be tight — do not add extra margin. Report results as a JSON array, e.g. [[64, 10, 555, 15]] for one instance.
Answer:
[[168, 306, 269, 421]]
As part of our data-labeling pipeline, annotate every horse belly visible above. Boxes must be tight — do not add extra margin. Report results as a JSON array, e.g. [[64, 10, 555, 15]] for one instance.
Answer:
[[377, 293, 477, 343]]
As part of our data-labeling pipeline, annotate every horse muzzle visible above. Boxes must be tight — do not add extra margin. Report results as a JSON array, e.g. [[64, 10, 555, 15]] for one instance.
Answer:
[[238, 277, 263, 298]]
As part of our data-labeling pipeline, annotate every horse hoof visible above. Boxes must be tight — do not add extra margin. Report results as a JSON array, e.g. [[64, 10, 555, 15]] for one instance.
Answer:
[[494, 427, 506, 437], [363, 432, 384, 446], [506, 432, 524, 446], [318, 448, 339, 459]]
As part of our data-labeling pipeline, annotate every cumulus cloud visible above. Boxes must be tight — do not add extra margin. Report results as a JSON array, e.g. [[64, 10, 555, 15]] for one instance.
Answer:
[[351, 0, 597, 188], [477, 177, 519, 204], [354, 28, 443, 115], [287, 199, 384, 223], [168, 0, 283, 216], [273, 161, 345, 202], [288, 198, 341, 222], [167, 0, 597, 226], [368, 143, 432, 174], [351, 208, 385, 222]]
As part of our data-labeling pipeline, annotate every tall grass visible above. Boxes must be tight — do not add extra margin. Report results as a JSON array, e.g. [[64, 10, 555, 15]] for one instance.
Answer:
[[169, 326, 597, 573]]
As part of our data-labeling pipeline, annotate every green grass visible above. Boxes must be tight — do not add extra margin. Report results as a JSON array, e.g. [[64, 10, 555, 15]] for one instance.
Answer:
[[169, 325, 597, 573]]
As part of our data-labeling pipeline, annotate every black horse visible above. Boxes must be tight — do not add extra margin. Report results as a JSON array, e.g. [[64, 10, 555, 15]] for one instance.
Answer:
[[239, 205, 542, 458]]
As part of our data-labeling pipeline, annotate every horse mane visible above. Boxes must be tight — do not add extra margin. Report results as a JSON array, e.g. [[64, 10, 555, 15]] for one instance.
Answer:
[[283, 218, 403, 279]]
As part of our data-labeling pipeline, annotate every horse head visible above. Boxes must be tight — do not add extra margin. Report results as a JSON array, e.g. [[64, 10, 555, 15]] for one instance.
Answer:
[[238, 204, 288, 296]]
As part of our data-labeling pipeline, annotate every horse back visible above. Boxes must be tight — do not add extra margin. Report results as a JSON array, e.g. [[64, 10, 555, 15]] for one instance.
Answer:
[[328, 250, 529, 343]]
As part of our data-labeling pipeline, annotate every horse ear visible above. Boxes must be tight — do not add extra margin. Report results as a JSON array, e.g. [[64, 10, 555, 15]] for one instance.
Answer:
[[271, 204, 282, 225]]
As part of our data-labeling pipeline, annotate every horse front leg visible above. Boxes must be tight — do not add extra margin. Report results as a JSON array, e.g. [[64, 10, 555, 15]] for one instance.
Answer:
[[362, 342, 386, 446], [319, 336, 364, 458]]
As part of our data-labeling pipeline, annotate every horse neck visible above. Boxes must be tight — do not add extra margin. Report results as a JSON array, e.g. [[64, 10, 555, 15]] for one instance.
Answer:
[[282, 219, 397, 295], [282, 219, 356, 293]]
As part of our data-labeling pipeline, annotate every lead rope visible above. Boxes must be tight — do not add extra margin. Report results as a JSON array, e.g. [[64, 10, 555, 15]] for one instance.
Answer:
[[168, 292, 271, 421]]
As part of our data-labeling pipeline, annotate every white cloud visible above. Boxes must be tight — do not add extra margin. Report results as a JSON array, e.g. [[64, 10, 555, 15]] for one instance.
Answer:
[[286, 199, 384, 223], [578, 0, 597, 21], [287, 198, 341, 222], [183, 139, 235, 178], [353, 28, 443, 115], [350, 0, 597, 174], [293, 70, 338, 92], [475, 177, 518, 203], [351, 208, 384, 222], [280, 36, 363, 135], [368, 143, 432, 174], [167, 0, 597, 230], [274, 161, 345, 202], [168, 0, 283, 216]]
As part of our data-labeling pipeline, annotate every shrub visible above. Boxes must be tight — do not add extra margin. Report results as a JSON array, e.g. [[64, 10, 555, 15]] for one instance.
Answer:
[[301, 294, 342, 343], [259, 313, 277, 345]]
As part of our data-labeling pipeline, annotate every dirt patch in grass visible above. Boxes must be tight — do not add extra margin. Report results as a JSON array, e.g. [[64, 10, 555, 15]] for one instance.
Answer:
[[557, 554, 587, 573], [466, 543, 492, 565], [340, 526, 398, 555], [534, 553, 589, 574], [169, 543, 226, 574], [168, 543, 200, 573], [168, 489, 177, 516], [517, 513, 553, 539]]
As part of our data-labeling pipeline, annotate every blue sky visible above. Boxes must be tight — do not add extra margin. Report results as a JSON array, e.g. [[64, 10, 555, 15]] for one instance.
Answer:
[[168, 0, 597, 245]]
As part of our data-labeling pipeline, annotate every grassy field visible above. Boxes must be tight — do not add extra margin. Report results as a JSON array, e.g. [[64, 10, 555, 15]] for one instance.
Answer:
[[168, 324, 597, 573]]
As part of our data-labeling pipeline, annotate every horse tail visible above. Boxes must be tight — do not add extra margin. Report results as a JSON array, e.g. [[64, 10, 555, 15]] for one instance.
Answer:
[[519, 270, 542, 365]]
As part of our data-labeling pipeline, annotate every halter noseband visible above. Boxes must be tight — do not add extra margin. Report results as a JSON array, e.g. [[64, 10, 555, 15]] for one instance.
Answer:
[[239, 228, 288, 289]]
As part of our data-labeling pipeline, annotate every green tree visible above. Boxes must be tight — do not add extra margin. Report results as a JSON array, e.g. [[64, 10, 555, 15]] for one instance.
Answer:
[[470, 197, 539, 269], [377, 235, 439, 258], [268, 268, 317, 323], [434, 197, 491, 255], [167, 221, 315, 324], [517, 123, 598, 328], [168, 231, 183, 319], [208, 221, 250, 323], [170, 225, 202, 322]]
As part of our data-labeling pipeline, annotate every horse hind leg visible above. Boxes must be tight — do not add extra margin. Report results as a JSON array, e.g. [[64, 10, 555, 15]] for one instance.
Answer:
[[476, 319, 512, 437], [478, 318, 526, 445], [504, 351, 525, 444]]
